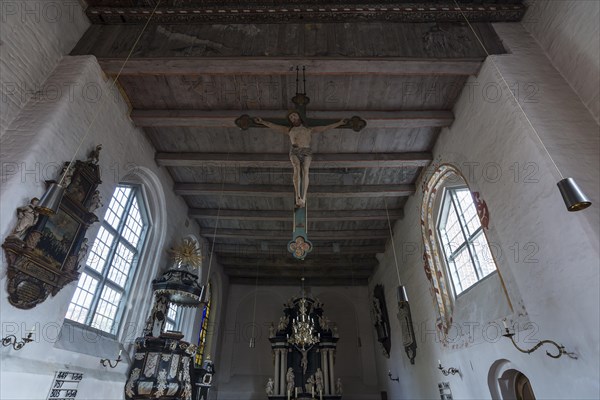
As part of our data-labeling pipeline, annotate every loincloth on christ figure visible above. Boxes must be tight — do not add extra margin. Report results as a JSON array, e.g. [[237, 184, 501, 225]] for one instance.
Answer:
[[289, 145, 313, 163]]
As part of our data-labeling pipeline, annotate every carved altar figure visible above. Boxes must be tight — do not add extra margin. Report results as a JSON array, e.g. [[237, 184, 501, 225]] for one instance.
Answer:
[[77, 238, 89, 265], [269, 323, 276, 338], [300, 348, 309, 374], [286, 367, 295, 394], [335, 378, 343, 395], [254, 113, 347, 208], [306, 375, 315, 394], [9, 198, 40, 238], [88, 190, 103, 212], [277, 315, 289, 331], [266, 378, 274, 396], [87, 144, 102, 164], [315, 368, 324, 393]]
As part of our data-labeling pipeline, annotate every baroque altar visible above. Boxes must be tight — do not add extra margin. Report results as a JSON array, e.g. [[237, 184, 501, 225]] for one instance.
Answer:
[[267, 295, 342, 399]]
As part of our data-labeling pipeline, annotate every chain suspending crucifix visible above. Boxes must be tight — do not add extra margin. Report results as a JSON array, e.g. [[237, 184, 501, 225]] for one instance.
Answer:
[[235, 66, 366, 259]]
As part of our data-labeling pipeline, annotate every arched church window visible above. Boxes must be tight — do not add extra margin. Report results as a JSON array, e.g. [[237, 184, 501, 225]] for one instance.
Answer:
[[437, 186, 496, 296], [65, 184, 149, 334], [421, 165, 495, 333]]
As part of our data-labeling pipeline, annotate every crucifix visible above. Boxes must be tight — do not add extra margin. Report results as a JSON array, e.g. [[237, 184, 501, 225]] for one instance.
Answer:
[[235, 66, 366, 259]]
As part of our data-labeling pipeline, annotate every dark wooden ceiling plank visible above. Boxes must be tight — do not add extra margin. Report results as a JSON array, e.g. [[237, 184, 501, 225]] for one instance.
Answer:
[[200, 228, 389, 240], [220, 256, 377, 268], [98, 58, 483, 76], [228, 276, 369, 286], [175, 183, 415, 197], [158, 152, 432, 168], [190, 208, 403, 222], [133, 109, 453, 128], [212, 243, 386, 256]]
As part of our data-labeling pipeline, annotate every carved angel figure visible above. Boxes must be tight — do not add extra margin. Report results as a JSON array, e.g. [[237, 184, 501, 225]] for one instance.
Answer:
[[10, 198, 40, 238], [88, 190, 103, 212], [266, 378, 274, 396], [286, 367, 295, 394]]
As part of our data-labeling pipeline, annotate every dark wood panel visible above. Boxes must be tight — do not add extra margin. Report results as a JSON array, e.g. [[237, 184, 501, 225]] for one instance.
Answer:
[[100, 57, 483, 76], [174, 183, 415, 197], [212, 243, 386, 256], [200, 228, 389, 240], [73, 23, 507, 58], [157, 152, 432, 168], [189, 208, 403, 221]]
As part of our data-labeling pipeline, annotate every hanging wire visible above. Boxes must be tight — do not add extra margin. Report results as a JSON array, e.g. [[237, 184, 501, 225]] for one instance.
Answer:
[[384, 197, 403, 286], [58, 0, 163, 185], [350, 266, 362, 347], [451, 0, 563, 179], [250, 258, 260, 348]]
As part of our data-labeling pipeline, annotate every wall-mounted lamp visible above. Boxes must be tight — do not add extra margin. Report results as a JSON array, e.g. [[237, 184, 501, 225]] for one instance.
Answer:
[[387, 370, 399, 382], [438, 360, 460, 376], [502, 320, 577, 359], [2, 329, 34, 351], [100, 350, 123, 368]]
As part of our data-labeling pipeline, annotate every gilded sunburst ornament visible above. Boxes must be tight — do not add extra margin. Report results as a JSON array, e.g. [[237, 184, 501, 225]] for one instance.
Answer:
[[169, 238, 202, 268]]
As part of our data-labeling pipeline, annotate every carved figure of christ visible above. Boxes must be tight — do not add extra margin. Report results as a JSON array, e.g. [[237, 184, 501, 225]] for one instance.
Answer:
[[254, 111, 347, 208]]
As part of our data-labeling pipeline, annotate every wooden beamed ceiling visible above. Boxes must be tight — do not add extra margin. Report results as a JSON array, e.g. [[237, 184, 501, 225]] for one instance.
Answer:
[[72, 9, 520, 284]]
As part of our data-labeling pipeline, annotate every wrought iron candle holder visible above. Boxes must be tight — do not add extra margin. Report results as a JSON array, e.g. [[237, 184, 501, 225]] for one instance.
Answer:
[[387, 370, 399, 382], [438, 361, 460, 376], [502, 323, 577, 360], [100, 350, 123, 368], [2, 331, 33, 350]]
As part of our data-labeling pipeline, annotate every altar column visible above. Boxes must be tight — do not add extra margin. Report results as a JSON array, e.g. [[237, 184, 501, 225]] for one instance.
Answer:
[[328, 350, 335, 394], [274, 349, 281, 396], [322, 349, 330, 395], [280, 348, 288, 395]]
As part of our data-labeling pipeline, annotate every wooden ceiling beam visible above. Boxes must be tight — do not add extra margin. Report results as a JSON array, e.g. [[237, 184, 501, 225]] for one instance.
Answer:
[[200, 228, 389, 240], [190, 208, 403, 222], [133, 109, 453, 129], [228, 276, 369, 286], [99, 58, 483, 77], [158, 152, 431, 169], [211, 243, 386, 256], [175, 183, 414, 197], [219, 256, 377, 268]]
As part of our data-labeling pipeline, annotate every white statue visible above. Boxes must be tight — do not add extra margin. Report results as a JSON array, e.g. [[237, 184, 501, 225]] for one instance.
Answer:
[[10, 198, 40, 238], [269, 323, 276, 337], [306, 374, 315, 394], [300, 348, 309, 374], [266, 378, 274, 396], [335, 378, 343, 395], [286, 367, 295, 394], [315, 368, 324, 394], [77, 238, 89, 265], [88, 190, 103, 212]]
